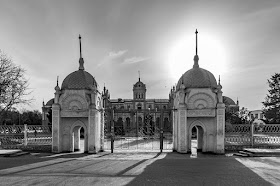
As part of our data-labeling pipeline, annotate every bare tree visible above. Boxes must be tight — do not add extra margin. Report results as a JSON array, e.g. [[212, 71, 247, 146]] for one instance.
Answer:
[[0, 50, 31, 116]]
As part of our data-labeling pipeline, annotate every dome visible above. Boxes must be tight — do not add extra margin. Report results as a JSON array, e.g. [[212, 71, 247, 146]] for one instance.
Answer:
[[46, 98, 54, 106], [61, 69, 97, 90], [176, 65, 217, 90], [223, 96, 236, 106], [176, 29, 219, 90]]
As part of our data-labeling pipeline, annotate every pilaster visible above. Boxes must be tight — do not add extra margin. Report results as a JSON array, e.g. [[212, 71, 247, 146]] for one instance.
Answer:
[[88, 105, 97, 153], [52, 104, 61, 153], [177, 106, 187, 153], [216, 103, 225, 154], [100, 108, 105, 151]]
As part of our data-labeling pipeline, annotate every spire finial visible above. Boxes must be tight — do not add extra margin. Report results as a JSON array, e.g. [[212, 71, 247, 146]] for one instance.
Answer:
[[237, 97, 239, 105], [218, 75, 220, 85], [57, 76, 59, 86], [138, 70, 140, 81], [79, 34, 82, 58], [193, 29, 199, 68], [78, 35, 85, 70], [195, 29, 198, 55]]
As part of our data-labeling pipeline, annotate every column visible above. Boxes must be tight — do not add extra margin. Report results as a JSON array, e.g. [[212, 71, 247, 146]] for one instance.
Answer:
[[100, 108, 105, 152], [52, 104, 60, 153], [216, 103, 225, 154], [88, 106, 96, 153], [177, 108, 187, 153]]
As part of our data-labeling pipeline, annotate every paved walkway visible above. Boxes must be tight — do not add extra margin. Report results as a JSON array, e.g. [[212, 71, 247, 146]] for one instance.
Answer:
[[0, 152, 279, 185]]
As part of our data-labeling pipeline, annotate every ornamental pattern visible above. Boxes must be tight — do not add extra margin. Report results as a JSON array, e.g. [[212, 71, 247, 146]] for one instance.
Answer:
[[61, 94, 88, 110], [188, 93, 214, 109]]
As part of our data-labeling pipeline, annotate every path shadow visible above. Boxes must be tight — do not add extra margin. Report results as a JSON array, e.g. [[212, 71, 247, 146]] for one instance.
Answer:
[[126, 152, 271, 186]]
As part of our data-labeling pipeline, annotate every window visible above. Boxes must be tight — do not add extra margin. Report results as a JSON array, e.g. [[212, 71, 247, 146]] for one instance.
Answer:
[[260, 113, 263, 119], [163, 106, 166, 109], [137, 103, 142, 110], [255, 114, 258, 119]]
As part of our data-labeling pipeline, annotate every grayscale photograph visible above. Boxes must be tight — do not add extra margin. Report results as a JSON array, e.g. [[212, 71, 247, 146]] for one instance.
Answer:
[[0, 0, 280, 185]]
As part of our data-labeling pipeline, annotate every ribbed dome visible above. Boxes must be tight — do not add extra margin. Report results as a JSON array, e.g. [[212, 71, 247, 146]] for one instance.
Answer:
[[61, 69, 97, 90], [46, 98, 54, 106], [176, 67, 217, 90], [223, 96, 236, 106]]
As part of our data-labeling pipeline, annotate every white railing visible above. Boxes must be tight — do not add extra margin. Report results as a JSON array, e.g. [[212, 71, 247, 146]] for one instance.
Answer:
[[225, 124, 280, 147], [0, 124, 52, 147]]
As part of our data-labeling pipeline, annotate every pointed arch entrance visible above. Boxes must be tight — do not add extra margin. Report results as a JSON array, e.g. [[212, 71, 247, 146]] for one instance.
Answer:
[[189, 120, 207, 152], [70, 120, 88, 153]]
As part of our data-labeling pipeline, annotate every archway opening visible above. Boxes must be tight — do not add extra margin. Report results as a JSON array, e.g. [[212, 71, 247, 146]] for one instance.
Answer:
[[72, 126, 85, 153], [191, 125, 204, 154]]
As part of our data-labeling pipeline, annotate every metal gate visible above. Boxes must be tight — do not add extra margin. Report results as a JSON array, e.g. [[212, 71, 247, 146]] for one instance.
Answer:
[[103, 111, 173, 152]]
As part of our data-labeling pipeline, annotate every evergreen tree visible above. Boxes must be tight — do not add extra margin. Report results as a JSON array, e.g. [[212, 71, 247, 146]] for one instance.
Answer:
[[262, 73, 280, 123]]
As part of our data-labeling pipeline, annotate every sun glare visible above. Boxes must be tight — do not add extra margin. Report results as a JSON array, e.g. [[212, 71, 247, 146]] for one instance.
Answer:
[[168, 34, 227, 82]]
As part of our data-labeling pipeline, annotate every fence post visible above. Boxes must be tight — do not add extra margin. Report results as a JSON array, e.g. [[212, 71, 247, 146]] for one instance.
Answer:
[[24, 124, 28, 146], [251, 123, 254, 147]]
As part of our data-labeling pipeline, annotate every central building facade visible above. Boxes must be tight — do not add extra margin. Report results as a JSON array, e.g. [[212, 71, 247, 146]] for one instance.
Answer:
[[102, 77, 172, 136]]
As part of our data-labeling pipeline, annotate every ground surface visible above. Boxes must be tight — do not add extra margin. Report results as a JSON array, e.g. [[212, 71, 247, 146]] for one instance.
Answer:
[[0, 150, 279, 186]]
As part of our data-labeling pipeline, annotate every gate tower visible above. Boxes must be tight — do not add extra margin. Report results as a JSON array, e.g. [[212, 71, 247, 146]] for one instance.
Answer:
[[51, 35, 104, 153], [172, 30, 225, 154]]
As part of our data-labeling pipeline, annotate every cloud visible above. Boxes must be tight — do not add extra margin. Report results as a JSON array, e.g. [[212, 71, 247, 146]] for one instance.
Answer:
[[108, 50, 127, 59], [122, 57, 149, 64], [98, 50, 127, 67]]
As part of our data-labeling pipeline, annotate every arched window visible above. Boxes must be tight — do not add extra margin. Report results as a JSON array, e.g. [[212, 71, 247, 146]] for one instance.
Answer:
[[137, 103, 142, 110], [126, 117, 130, 129], [164, 117, 169, 129], [138, 116, 142, 127], [156, 117, 160, 128], [163, 106, 166, 109]]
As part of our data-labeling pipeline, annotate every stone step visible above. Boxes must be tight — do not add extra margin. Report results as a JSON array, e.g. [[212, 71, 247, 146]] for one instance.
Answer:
[[7, 151, 30, 157], [238, 151, 254, 156], [243, 148, 280, 156], [233, 152, 249, 157], [0, 149, 22, 157]]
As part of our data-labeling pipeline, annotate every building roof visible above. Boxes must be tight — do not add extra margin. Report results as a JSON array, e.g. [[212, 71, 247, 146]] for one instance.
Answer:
[[223, 96, 236, 106], [176, 30, 217, 90], [61, 35, 98, 90], [61, 69, 97, 90], [45, 98, 54, 107], [176, 66, 217, 90]]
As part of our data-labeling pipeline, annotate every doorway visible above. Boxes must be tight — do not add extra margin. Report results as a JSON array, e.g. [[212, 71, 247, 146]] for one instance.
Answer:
[[190, 125, 204, 153], [72, 126, 85, 152]]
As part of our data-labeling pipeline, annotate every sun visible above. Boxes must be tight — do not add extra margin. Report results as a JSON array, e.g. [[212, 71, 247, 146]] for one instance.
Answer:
[[168, 33, 227, 82]]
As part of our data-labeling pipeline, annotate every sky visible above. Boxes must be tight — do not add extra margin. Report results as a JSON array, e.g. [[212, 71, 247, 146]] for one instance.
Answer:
[[0, 0, 279, 112]]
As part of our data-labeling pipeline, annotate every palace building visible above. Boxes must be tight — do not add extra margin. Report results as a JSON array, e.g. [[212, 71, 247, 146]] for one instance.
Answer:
[[102, 76, 173, 135]]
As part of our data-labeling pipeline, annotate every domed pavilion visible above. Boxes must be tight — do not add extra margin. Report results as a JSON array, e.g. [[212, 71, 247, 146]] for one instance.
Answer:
[[45, 35, 104, 153], [172, 30, 225, 154]]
